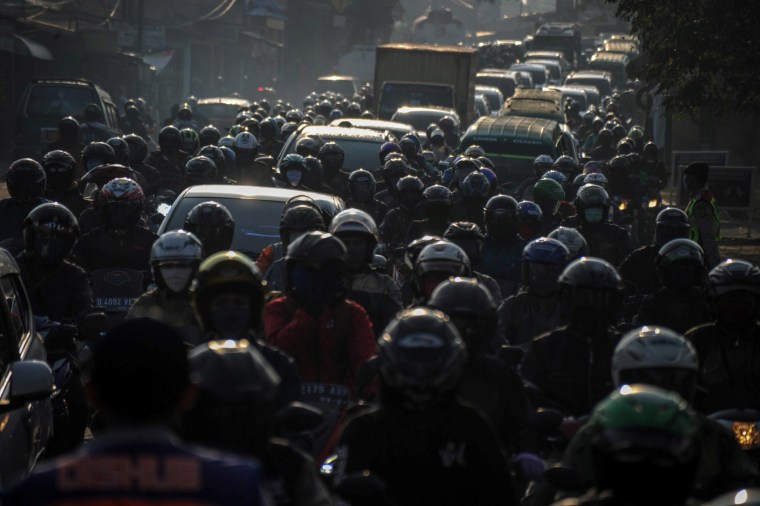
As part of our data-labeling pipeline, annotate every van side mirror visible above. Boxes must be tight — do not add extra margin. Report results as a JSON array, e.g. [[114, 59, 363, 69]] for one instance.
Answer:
[[7, 361, 54, 407]]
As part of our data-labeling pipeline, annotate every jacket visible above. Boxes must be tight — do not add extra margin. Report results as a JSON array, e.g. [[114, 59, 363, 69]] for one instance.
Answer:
[[264, 296, 375, 396]]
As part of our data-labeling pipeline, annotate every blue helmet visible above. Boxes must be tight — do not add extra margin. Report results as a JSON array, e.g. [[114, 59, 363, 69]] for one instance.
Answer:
[[543, 170, 567, 184], [517, 200, 543, 221], [522, 237, 570, 265], [534, 154, 554, 169], [584, 173, 608, 186], [461, 171, 490, 198]]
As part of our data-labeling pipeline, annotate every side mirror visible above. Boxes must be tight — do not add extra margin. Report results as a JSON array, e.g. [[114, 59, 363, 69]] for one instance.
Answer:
[[274, 401, 324, 432], [78, 312, 111, 341], [422, 150, 435, 163], [8, 361, 54, 406]]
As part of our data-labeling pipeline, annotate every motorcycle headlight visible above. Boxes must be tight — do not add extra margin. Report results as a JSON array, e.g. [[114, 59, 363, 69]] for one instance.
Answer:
[[732, 421, 760, 450], [619, 200, 628, 211], [648, 199, 659, 209]]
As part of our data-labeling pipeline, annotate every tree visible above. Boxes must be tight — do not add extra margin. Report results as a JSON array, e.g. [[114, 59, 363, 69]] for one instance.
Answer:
[[605, 0, 760, 117]]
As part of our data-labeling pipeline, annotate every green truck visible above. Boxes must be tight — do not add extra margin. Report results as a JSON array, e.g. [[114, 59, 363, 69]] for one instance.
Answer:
[[374, 43, 478, 128]]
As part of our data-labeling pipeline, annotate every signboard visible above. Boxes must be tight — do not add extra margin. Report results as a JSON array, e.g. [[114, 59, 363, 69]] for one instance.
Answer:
[[671, 150, 728, 185], [676, 166, 755, 210]]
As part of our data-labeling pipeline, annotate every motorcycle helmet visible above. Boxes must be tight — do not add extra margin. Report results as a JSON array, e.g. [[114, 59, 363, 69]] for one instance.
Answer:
[[22, 202, 78, 267], [279, 204, 326, 247], [483, 194, 519, 241], [463, 145, 485, 158], [522, 237, 570, 297], [41, 150, 76, 191], [542, 170, 567, 185], [396, 176, 424, 212], [99, 177, 144, 231], [233, 132, 258, 165], [7, 158, 46, 206], [106, 137, 130, 166], [184, 339, 280, 457], [199, 125, 222, 147], [285, 231, 347, 305], [379, 142, 401, 166], [329, 208, 378, 271], [655, 239, 706, 291], [558, 257, 624, 333], [404, 235, 442, 271], [179, 128, 200, 154], [378, 307, 466, 411], [548, 226, 589, 260], [583, 160, 604, 175], [707, 259, 760, 329], [654, 208, 689, 247], [193, 251, 266, 335], [553, 155, 577, 177], [279, 154, 308, 188], [428, 277, 497, 359], [533, 178, 566, 216], [82, 142, 116, 173], [574, 183, 610, 224], [158, 126, 181, 155], [533, 154, 555, 177], [443, 222, 484, 268], [612, 326, 698, 401], [414, 240, 471, 299], [318, 142, 345, 173], [184, 201, 235, 257], [197, 145, 227, 176], [295, 137, 321, 158], [422, 184, 452, 220], [583, 173, 608, 188], [58, 116, 79, 138], [151, 230, 203, 294], [185, 156, 218, 186], [460, 171, 490, 200], [348, 169, 376, 204], [123, 134, 148, 165]]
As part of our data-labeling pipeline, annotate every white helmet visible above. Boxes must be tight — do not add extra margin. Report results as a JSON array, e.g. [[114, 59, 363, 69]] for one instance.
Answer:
[[328, 208, 379, 242], [415, 240, 471, 279], [150, 229, 203, 265], [218, 136, 235, 149], [548, 226, 589, 260], [612, 326, 698, 388], [233, 131, 258, 152]]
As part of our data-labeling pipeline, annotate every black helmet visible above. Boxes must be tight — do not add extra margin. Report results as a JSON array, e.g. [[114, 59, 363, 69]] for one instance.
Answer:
[[404, 234, 441, 271], [608, 155, 630, 173], [192, 251, 266, 335], [197, 145, 227, 176], [184, 201, 235, 257], [22, 202, 78, 267], [158, 125, 182, 154], [285, 231, 347, 305], [348, 168, 376, 203], [707, 259, 760, 299], [460, 171, 490, 199], [396, 175, 424, 211], [185, 156, 218, 186], [428, 277, 497, 359], [83, 103, 104, 122], [484, 194, 519, 240], [553, 155, 576, 176], [42, 150, 77, 191], [123, 134, 148, 165], [656, 239, 706, 291], [199, 125, 222, 146], [597, 128, 613, 145], [184, 340, 280, 457], [575, 183, 610, 223], [58, 116, 79, 137], [82, 142, 116, 172], [443, 221, 484, 266], [318, 142, 345, 172], [279, 204, 326, 247], [378, 308, 466, 411], [654, 208, 689, 246], [437, 115, 457, 134], [106, 137, 130, 166], [295, 137, 322, 158], [558, 257, 624, 333], [422, 184, 452, 204], [7, 158, 46, 205], [642, 142, 659, 163], [382, 158, 412, 183]]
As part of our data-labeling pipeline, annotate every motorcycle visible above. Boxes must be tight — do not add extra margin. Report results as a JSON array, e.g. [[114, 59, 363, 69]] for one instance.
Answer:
[[89, 268, 145, 327]]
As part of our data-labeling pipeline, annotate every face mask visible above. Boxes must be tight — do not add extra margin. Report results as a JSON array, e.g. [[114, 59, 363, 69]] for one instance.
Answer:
[[584, 207, 604, 224], [286, 169, 302, 187], [160, 265, 194, 293], [45, 168, 73, 190], [208, 293, 251, 338]]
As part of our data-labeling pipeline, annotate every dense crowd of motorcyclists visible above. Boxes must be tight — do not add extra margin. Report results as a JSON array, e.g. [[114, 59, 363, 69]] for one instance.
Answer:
[[0, 62, 755, 506]]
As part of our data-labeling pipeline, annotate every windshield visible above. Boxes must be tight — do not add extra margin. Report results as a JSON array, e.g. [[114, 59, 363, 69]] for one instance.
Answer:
[[514, 66, 547, 86], [196, 103, 244, 122], [163, 196, 285, 257], [315, 80, 355, 96], [475, 75, 516, 99], [391, 111, 450, 131], [285, 137, 384, 172], [478, 92, 502, 112], [24, 85, 98, 118], [378, 82, 454, 120], [566, 77, 613, 98]]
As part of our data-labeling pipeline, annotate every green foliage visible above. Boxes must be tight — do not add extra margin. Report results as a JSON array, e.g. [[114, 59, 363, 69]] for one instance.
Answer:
[[605, 0, 760, 116]]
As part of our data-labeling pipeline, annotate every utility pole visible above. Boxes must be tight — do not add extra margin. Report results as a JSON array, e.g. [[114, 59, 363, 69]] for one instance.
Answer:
[[136, 0, 144, 95]]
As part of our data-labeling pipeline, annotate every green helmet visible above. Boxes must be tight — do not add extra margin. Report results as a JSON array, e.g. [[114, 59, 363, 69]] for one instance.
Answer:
[[589, 384, 699, 461], [533, 177, 566, 202], [179, 128, 200, 153]]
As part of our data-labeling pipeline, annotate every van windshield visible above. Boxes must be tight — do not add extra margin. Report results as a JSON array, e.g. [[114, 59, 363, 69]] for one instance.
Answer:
[[475, 75, 516, 98], [24, 85, 98, 118], [378, 83, 454, 119]]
